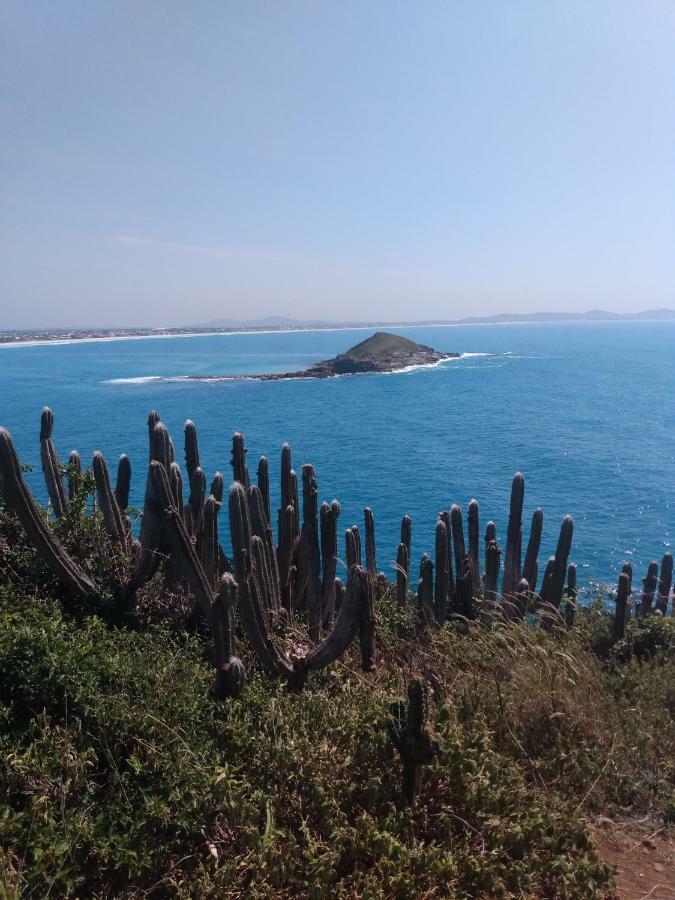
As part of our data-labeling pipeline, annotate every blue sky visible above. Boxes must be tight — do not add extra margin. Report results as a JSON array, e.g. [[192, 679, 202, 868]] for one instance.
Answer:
[[1, 1, 673, 328]]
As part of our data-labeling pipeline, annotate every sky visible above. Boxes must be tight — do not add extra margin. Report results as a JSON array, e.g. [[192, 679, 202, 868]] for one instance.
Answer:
[[1, 2, 674, 329]]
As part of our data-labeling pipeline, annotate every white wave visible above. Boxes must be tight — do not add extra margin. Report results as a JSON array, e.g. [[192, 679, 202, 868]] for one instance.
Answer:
[[104, 374, 189, 385], [458, 351, 492, 358]]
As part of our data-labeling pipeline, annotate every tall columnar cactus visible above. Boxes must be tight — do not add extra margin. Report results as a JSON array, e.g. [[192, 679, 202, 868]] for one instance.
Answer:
[[522, 508, 543, 594], [320, 500, 340, 625], [115, 454, 131, 511], [277, 503, 295, 614], [210, 472, 224, 505], [484, 521, 496, 545], [169, 462, 184, 515], [433, 517, 449, 620], [201, 495, 220, 588], [439, 510, 454, 599], [396, 542, 409, 606], [538, 557, 555, 612], [67, 450, 81, 501], [92, 451, 130, 551], [387, 678, 441, 807], [248, 484, 280, 609], [40, 407, 68, 518], [0, 427, 96, 595], [212, 574, 246, 699], [450, 505, 466, 582], [639, 561, 659, 616], [296, 464, 322, 638], [539, 516, 573, 611], [613, 572, 631, 642], [454, 558, 474, 619], [345, 527, 358, 569], [231, 432, 249, 486], [184, 419, 200, 481], [564, 563, 577, 626], [466, 500, 479, 593], [502, 473, 524, 599], [656, 552, 673, 615], [364, 507, 376, 574], [483, 539, 501, 612], [358, 565, 376, 671], [621, 562, 633, 620], [417, 553, 435, 624], [290, 471, 300, 541], [257, 456, 271, 523], [148, 411, 161, 461], [400, 515, 412, 580]]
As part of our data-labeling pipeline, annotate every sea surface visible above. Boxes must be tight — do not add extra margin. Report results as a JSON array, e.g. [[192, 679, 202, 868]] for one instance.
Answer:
[[1, 322, 673, 594]]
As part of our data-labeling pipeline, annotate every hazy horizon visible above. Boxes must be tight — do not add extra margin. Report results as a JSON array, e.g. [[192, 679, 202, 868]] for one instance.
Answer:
[[2, 2, 674, 329]]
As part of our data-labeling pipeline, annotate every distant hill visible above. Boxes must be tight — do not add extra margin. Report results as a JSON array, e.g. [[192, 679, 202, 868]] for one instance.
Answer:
[[190, 309, 675, 330]]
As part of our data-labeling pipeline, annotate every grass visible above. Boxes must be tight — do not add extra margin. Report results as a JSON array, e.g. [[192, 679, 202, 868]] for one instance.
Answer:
[[0, 505, 673, 897]]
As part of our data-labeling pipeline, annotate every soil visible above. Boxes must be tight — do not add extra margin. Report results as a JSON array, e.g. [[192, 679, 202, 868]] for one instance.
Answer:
[[592, 817, 675, 899]]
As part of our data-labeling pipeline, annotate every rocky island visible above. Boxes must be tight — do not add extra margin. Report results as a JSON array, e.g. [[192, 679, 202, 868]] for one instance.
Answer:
[[189, 332, 460, 381]]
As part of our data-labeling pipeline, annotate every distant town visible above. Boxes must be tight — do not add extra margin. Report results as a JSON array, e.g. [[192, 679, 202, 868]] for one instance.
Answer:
[[1, 308, 674, 346]]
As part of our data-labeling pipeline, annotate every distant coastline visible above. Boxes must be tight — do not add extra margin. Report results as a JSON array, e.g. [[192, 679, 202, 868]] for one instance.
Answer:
[[1, 308, 674, 348]]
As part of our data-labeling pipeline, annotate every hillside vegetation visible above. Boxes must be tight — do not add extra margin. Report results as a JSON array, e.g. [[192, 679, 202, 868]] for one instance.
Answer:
[[0, 496, 672, 898]]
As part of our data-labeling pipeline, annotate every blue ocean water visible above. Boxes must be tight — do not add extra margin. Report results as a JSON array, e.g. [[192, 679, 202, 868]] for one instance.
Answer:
[[1, 322, 673, 592]]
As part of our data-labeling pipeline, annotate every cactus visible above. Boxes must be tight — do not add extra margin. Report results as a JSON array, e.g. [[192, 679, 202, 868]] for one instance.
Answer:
[[505, 576, 530, 620], [502, 473, 524, 598], [184, 419, 200, 480], [417, 553, 435, 624], [621, 562, 633, 619], [364, 507, 376, 574], [400, 515, 412, 580], [540, 516, 573, 611], [613, 572, 631, 642], [345, 527, 358, 569], [150, 420, 172, 472], [210, 472, 224, 505], [439, 510, 454, 600], [522, 508, 543, 594], [231, 432, 249, 486], [277, 503, 295, 614], [40, 407, 68, 518], [67, 450, 81, 501], [656, 552, 673, 614], [484, 520, 496, 545], [320, 500, 340, 625], [468, 499, 480, 594], [92, 451, 129, 551], [257, 456, 270, 523], [450, 505, 466, 583], [115, 454, 131, 511], [212, 574, 245, 699], [248, 484, 280, 610], [639, 561, 659, 616], [454, 558, 474, 619], [358, 565, 376, 671], [290, 470, 300, 541], [387, 678, 441, 807], [396, 542, 409, 606], [169, 462, 184, 514], [564, 563, 577, 626], [483, 539, 501, 612], [147, 411, 161, 460], [201, 495, 219, 588], [296, 464, 322, 637], [433, 517, 449, 621], [0, 427, 96, 595]]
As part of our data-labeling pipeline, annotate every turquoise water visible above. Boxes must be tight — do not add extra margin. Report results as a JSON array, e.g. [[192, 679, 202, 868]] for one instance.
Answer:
[[1, 322, 673, 592]]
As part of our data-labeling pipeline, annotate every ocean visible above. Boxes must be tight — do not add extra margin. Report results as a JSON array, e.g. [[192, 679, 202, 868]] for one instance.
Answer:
[[1, 321, 673, 594]]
